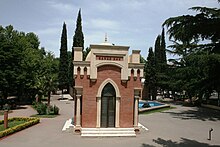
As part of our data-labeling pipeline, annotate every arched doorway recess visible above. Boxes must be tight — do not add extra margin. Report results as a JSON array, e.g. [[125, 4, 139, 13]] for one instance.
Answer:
[[101, 83, 116, 128]]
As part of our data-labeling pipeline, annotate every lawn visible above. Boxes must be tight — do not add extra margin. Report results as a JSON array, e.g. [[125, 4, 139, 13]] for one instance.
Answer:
[[0, 120, 26, 131], [30, 114, 58, 118], [0, 117, 40, 138]]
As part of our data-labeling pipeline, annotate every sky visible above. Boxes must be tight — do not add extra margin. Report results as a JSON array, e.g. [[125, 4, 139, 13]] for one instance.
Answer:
[[0, 0, 218, 58]]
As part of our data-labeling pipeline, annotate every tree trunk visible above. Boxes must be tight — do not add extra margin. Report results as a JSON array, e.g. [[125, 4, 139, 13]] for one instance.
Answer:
[[4, 110, 8, 129], [3, 91, 8, 99], [218, 91, 220, 107], [47, 91, 51, 106]]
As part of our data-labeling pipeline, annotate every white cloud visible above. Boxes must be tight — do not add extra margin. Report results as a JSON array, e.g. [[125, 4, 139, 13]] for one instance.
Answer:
[[47, 1, 75, 13], [35, 27, 60, 36], [1, 0, 218, 58], [96, 1, 112, 12], [86, 18, 121, 31]]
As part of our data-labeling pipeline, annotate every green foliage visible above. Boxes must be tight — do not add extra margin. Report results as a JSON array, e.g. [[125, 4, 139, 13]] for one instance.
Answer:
[[0, 120, 26, 131], [46, 105, 54, 114], [161, 28, 167, 63], [30, 114, 57, 118], [140, 55, 146, 64], [154, 35, 161, 67], [35, 103, 47, 115], [144, 28, 168, 100], [72, 9, 84, 49], [163, 2, 220, 100], [144, 47, 157, 100], [53, 105, 59, 115], [153, 29, 168, 94], [83, 47, 91, 61], [0, 25, 59, 103], [0, 117, 40, 138], [163, 5, 220, 53], [33, 102, 59, 115], [67, 51, 73, 87], [71, 9, 84, 87], [59, 22, 69, 91]]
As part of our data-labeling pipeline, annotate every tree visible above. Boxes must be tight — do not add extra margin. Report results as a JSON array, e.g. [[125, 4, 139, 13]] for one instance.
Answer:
[[140, 55, 146, 64], [71, 9, 84, 88], [0, 25, 40, 100], [58, 22, 69, 94], [153, 31, 168, 97], [0, 25, 59, 105], [154, 35, 161, 68], [144, 47, 157, 100], [70, 9, 84, 97], [72, 9, 84, 51], [42, 52, 59, 105], [163, 1, 220, 102], [161, 28, 167, 64], [67, 51, 73, 88], [163, 5, 220, 54], [83, 47, 90, 61]]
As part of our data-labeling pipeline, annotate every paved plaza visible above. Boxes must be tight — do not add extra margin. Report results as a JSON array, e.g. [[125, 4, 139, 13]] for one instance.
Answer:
[[0, 95, 220, 147]]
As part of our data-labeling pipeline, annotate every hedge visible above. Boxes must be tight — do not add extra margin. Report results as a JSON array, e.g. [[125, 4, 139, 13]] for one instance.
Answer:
[[0, 117, 40, 138]]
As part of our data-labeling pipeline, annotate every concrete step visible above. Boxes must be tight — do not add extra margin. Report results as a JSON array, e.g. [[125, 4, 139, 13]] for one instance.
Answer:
[[62, 119, 74, 132], [81, 128, 136, 137]]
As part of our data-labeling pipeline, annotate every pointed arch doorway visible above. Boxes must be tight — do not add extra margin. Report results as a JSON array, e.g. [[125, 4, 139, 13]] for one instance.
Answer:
[[101, 83, 116, 128]]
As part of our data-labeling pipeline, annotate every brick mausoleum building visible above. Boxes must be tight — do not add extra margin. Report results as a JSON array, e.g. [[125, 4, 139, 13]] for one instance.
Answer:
[[73, 39, 144, 136]]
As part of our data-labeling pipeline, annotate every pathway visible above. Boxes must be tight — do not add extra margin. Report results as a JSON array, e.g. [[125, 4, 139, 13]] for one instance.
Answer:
[[0, 96, 220, 147]]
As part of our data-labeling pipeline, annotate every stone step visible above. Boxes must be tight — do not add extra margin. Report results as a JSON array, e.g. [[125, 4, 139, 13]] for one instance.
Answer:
[[62, 119, 74, 131], [81, 128, 136, 137]]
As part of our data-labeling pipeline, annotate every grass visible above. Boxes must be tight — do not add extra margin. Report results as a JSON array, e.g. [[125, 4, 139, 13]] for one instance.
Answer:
[[140, 106, 176, 115], [30, 114, 58, 118], [0, 120, 26, 131]]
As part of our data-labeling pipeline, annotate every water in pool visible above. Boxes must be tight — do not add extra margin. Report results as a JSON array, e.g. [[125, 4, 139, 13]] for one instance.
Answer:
[[139, 101, 163, 108]]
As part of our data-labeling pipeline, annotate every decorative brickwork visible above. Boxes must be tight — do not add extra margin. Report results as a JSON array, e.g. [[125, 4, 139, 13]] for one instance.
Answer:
[[73, 44, 144, 131]]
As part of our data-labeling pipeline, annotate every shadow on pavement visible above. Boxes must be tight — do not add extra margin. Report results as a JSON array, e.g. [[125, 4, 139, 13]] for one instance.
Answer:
[[162, 107, 220, 121], [14, 106, 28, 110], [142, 137, 220, 147]]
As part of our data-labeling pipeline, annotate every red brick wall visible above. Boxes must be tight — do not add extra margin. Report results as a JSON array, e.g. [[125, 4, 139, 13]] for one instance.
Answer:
[[74, 65, 142, 128]]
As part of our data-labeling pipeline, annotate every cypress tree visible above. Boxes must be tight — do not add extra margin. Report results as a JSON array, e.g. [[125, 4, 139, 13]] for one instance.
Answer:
[[154, 35, 161, 68], [58, 22, 69, 93], [72, 9, 84, 54], [145, 47, 157, 100], [71, 9, 84, 87], [154, 32, 168, 98], [160, 27, 167, 64]]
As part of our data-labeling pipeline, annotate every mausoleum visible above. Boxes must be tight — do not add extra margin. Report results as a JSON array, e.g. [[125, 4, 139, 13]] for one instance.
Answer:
[[73, 38, 144, 136]]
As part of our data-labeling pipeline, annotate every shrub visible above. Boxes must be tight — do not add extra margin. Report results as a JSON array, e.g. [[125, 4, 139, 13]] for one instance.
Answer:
[[53, 105, 59, 115], [46, 105, 54, 114], [35, 103, 47, 115], [32, 101, 37, 109], [0, 117, 40, 138], [32, 102, 60, 115]]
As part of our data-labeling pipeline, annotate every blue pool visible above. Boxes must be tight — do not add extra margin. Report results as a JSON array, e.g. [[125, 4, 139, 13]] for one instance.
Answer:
[[139, 101, 164, 108]]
